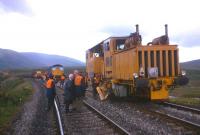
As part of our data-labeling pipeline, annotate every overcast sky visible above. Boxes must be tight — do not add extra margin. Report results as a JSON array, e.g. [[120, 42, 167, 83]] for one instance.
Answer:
[[0, 0, 200, 62]]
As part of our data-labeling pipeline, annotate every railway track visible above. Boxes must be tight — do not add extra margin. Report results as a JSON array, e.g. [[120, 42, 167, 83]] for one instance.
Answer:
[[85, 86, 200, 133], [55, 87, 130, 135], [150, 109, 200, 130], [160, 101, 200, 114], [146, 102, 200, 133], [155, 102, 200, 129], [162, 102, 200, 130], [40, 81, 200, 134], [83, 100, 130, 135]]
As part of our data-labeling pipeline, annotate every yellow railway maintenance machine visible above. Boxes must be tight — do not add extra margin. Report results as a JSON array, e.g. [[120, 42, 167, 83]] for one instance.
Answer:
[[86, 24, 189, 101]]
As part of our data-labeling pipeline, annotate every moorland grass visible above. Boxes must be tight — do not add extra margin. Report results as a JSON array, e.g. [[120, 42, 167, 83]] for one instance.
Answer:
[[169, 69, 200, 107], [0, 78, 33, 133]]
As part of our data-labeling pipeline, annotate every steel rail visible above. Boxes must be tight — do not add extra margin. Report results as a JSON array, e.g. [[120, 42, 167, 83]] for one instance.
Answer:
[[54, 96, 64, 135], [83, 100, 131, 135], [152, 110, 200, 130], [162, 102, 200, 114]]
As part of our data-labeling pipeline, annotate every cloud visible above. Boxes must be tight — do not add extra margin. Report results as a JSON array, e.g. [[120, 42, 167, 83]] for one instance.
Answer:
[[171, 30, 200, 47], [0, 0, 31, 15], [100, 25, 132, 36], [100, 25, 149, 37]]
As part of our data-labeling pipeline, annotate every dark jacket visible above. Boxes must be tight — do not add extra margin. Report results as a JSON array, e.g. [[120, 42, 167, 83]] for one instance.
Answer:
[[64, 79, 74, 102]]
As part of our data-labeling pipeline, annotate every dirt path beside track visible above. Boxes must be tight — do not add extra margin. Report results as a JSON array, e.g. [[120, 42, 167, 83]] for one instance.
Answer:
[[3, 80, 57, 135]]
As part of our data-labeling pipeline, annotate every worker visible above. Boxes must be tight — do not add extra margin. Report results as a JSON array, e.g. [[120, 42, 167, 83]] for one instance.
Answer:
[[92, 74, 100, 98], [73, 70, 84, 110], [64, 74, 74, 113], [45, 74, 56, 111], [74, 70, 83, 98], [60, 75, 65, 88]]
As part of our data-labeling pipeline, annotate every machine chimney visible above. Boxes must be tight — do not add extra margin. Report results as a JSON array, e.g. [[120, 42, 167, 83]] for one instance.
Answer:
[[165, 24, 168, 36], [136, 24, 139, 34]]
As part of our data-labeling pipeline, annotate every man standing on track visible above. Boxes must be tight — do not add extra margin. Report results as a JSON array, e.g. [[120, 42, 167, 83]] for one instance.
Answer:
[[63, 74, 74, 113], [45, 74, 56, 111], [73, 70, 85, 111], [74, 70, 83, 98]]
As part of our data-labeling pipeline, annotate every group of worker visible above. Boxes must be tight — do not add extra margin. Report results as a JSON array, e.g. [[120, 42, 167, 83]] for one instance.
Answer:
[[45, 70, 87, 112]]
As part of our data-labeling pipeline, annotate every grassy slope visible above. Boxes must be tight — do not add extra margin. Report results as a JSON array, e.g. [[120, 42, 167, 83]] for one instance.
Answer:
[[169, 70, 200, 107], [181, 59, 200, 70], [0, 76, 33, 133]]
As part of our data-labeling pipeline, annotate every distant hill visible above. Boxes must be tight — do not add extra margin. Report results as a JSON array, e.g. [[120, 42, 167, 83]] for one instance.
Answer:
[[0, 48, 85, 69], [1, 48, 199, 70], [21, 52, 84, 67], [181, 59, 200, 70]]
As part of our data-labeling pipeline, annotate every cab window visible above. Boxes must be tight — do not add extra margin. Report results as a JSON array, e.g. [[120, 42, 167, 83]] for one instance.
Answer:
[[116, 39, 126, 51]]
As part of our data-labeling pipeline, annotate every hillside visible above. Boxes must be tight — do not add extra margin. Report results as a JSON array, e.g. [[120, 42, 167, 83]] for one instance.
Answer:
[[181, 59, 200, 70], [22, 52, 84, 67], [0, 49, 84, 69], [0, 49, 39, 69]]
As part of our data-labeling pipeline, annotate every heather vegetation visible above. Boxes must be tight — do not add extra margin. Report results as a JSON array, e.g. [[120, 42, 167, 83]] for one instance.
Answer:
[[0, 72, 33, 133]]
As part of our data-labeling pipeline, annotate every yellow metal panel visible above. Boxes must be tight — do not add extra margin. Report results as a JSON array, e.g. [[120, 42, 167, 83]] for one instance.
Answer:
[[122, 53, 125, 79], [166, 50, 169, 76], [130, 51, 134, 79], [116, 55, 118, 78], [149, 79, 169, 100], [120, 53, 123, 79], [150, 87, 169, 100], [134, 50, 138, 73], [112, 48, 137, 80], [127, 52, 129, 79], [87, 57, 104, 75], [112, 55, 116, 78], [119, 54, 122, 79], [171, 50, 175, 76], [148, 50, 151, 69], [142, 50, 145, 69], [124, 53, 126, 79], [154, 50, 157, 67], [160, 50, 163, 76], [125, 52, 129, 79]]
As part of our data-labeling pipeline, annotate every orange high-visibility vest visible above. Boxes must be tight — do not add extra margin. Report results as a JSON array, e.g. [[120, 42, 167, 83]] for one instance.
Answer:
[[61, 76, 65, 80], [46, 79, 54, 88], [74, 75, 83, 86]]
